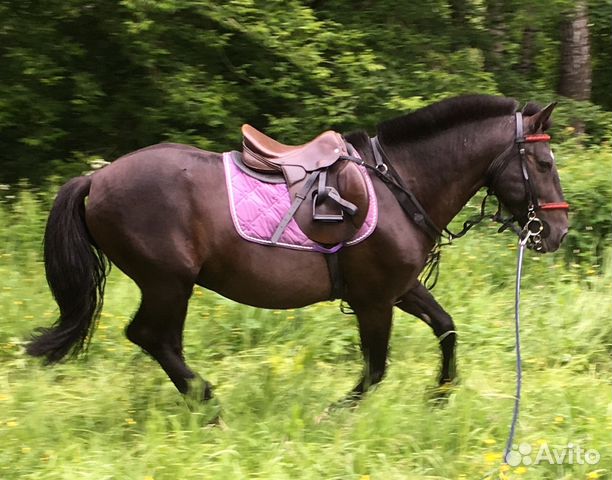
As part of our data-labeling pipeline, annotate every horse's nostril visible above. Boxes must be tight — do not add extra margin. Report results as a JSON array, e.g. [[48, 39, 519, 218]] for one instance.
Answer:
[[559, 229, 568, 244]]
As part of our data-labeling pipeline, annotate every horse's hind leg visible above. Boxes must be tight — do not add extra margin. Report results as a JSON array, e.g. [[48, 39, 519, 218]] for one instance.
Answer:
[[397, 282, 457, 386], [126, 280, 212, 402]]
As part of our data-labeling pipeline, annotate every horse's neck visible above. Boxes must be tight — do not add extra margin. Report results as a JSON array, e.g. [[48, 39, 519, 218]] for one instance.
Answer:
[[390, 117, 514, 230]]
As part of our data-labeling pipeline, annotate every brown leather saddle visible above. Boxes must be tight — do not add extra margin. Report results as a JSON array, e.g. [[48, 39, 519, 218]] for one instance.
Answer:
[[241, 124, 370, 245]]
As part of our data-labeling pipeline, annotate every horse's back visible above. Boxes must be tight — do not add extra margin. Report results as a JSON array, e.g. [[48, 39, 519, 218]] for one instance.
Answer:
[[85, 143, 224, 283]]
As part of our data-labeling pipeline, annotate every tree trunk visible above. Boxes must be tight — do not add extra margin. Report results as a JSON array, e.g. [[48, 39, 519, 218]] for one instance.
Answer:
[[558, 1, 592, 101]]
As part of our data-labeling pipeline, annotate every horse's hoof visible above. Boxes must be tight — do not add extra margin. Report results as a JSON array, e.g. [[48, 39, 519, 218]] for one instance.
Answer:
[[184, 394, 223, 426], [185, 376, 214, 401], [204, 404, 226, 428], [315, 392, 362, 422], [426, 381, 456, 407]]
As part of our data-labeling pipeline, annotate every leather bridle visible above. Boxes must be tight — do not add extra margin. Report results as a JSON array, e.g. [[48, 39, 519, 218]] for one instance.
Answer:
[[485, 111, 569, 250]]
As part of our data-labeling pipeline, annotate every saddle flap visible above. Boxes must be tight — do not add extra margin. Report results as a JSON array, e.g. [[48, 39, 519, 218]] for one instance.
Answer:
[[293, 160, 369, 245]]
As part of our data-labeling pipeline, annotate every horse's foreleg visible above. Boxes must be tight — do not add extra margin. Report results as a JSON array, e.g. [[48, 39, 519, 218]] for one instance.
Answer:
[[349, 305, 394, 399], [397, 282, 457, 386], [126, 281, 213, 403]]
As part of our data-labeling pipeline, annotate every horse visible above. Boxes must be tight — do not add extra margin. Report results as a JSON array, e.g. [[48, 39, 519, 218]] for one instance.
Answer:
[[27, 95, 569, 407]]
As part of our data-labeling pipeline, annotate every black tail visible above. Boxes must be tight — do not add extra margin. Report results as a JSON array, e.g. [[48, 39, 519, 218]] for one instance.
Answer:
[[27, 176, 109, 363]]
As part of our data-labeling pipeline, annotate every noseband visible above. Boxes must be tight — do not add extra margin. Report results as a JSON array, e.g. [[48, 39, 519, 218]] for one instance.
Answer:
[[485, 112, 569, 250]]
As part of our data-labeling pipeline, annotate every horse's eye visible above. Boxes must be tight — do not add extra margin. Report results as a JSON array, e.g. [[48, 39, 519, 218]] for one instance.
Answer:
[[537, 160, 552, 171], [536, 157, 553, 169], [534, 156, 553, 170]]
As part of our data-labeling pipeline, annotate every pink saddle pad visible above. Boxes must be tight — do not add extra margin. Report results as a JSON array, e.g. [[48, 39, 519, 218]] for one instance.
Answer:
[[223, 151, 378, 251]]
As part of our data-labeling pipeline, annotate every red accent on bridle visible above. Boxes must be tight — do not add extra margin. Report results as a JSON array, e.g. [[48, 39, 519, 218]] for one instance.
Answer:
[[522, 134, 570, 211], [538, 201, 570, 211], [525, 134, 551, 143]]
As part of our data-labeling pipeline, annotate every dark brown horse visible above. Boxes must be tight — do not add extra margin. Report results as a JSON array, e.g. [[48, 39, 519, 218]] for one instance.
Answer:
[[27, 95, 569, 406]]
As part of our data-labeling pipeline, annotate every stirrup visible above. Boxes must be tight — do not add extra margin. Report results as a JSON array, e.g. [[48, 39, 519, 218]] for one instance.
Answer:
[[312, 192, 344, 222]]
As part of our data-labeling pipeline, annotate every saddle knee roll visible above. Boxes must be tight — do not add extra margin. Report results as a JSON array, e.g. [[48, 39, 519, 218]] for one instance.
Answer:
[[294, 161, 369, 245]]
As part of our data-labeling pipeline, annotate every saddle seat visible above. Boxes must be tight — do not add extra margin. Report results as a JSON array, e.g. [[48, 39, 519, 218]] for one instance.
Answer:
[[239, 124, 369, 246], [242, 124, 347, 176]]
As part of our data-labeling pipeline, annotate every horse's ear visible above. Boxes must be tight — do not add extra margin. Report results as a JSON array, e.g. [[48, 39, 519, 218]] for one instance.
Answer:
[[527, 102, 557, 132]]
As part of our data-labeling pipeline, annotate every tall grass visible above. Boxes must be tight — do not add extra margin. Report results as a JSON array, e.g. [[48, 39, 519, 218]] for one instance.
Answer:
[[0, 186, 610, 480]]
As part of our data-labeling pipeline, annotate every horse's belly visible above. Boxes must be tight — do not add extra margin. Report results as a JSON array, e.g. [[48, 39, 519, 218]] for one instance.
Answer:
[[195, 241, 331, 309]]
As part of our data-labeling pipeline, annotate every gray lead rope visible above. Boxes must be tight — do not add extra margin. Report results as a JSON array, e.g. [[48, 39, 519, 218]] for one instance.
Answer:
[[503, 210, 544, 465], [504, 238, 525, 464]]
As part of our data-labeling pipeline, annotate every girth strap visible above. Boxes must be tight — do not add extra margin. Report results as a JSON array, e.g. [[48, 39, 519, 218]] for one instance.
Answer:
[[324, 251, 344, 300]]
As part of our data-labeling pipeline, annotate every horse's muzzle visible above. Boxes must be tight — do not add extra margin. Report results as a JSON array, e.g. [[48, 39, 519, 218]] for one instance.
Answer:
[[537, 226, 568, 253]]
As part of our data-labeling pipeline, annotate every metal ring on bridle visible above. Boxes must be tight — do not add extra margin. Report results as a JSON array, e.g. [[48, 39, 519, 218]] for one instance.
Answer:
[[526, 217, 543, 235], [521, 214, 544, 247], [376, 163, 389, 175]]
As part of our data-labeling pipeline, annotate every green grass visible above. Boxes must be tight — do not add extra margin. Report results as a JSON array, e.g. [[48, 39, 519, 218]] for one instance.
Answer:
[[0, 197, 610, 480]]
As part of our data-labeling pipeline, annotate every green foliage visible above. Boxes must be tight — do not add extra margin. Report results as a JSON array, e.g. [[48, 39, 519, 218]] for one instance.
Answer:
[[557, 141, 612, 268], [589, 0, 612, 110], [550, 99, 612, 144], [1, 0, 610, 183]]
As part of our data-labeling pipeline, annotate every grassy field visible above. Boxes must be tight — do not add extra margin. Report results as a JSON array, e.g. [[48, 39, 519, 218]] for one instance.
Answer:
[[0, 192, 610, 480]]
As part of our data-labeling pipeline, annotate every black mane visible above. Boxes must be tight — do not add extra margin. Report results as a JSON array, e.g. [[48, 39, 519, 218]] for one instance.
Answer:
[[378, 95, 519, 144]]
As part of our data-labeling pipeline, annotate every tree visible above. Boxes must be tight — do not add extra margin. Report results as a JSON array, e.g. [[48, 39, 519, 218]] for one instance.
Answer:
[[558, 0, 592, 101]]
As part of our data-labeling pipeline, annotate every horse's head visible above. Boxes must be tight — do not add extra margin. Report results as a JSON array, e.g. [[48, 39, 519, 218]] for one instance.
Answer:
[[488, 102, 569, 252]]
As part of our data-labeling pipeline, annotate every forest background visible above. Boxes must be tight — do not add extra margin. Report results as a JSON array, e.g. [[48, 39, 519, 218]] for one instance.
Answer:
[[0, 1, 610, 479]]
